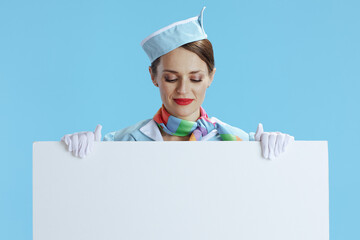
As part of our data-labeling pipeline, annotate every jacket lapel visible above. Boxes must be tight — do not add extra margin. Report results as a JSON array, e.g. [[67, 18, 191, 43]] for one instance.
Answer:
[[139, 119, 164, 141]]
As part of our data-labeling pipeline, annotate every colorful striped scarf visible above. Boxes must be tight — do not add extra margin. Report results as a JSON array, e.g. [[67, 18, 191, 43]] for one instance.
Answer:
[[153, 105, 242, 141]]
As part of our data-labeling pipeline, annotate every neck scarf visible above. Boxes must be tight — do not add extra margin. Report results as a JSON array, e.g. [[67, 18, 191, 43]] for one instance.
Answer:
[[153, 104, 242, 141]]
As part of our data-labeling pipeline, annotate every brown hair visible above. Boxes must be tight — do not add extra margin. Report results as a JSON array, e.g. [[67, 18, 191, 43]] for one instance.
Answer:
[[150, 39, 215, 77]]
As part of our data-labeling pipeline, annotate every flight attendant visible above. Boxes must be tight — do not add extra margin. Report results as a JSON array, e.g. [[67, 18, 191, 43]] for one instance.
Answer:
[[61, 6, 294, 159]]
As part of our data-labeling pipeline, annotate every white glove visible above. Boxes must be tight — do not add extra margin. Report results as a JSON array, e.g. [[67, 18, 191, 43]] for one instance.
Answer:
[[61, 124, 102, 158], [254, 123, 294, 160]]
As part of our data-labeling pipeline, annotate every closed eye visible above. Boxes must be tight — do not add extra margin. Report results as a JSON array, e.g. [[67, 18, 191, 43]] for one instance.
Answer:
[[165, 77, 177, 82], [164, 78, 202, 83]]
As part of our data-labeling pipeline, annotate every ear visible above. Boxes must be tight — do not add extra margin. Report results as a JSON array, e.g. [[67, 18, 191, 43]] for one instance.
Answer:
[[208, 67, 216, 88], [149, 66, 158, 87]]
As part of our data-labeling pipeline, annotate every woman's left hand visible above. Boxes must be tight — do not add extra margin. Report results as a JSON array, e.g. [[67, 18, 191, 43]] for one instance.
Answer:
[[254, 123, 294, 160]]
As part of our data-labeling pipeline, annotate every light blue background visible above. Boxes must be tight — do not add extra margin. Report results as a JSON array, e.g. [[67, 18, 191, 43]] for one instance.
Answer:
[[1, 0, 359, 239]]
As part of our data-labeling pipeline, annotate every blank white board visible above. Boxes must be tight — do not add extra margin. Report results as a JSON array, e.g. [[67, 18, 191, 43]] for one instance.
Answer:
[[33, 141, 329, 240]]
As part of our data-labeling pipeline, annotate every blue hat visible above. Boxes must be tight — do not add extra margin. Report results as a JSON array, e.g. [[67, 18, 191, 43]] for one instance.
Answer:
[[140, 6, 208, 63]]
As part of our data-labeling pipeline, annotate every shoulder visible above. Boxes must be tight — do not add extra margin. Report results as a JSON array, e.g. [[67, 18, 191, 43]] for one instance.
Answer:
[[209, 116, 255, 141], [103, 119, 153, 141]]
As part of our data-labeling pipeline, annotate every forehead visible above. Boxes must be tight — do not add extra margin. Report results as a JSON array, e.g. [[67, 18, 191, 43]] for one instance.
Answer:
[[159, 47, 207, 73]]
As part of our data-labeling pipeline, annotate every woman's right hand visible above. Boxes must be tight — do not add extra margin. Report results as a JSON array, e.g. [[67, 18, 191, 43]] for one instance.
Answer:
[[61, 124, 102, 158]]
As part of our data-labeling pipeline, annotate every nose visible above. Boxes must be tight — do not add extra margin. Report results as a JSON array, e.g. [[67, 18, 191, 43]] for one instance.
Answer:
[[176, 79, 189, 94]]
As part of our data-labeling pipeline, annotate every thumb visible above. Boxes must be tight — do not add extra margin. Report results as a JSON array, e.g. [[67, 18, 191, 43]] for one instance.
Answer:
[[254, 123, 264, 141], [94, 124, 102, 141]]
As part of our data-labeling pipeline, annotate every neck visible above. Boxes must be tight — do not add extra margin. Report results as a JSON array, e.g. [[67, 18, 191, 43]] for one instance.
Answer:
[[169, 107, 200, 122], [181, 110, 200, 122]]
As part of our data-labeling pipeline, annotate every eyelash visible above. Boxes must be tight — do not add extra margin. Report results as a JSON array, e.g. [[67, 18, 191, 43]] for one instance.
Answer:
[[164, 78, 202, 82]]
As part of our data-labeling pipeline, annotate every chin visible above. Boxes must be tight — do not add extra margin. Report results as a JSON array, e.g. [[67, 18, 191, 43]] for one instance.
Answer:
[[171, 105, 198, 118]]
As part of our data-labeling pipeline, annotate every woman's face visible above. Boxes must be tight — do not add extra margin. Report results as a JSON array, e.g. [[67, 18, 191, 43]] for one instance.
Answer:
[[149, 47, 216, 121]]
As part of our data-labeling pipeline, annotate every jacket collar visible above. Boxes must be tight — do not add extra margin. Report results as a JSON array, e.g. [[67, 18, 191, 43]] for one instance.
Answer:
[[139, 119, 164, 141]]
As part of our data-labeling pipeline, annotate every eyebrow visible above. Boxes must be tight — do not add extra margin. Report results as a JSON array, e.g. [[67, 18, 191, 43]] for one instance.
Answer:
[[163, 69, 203, 74]]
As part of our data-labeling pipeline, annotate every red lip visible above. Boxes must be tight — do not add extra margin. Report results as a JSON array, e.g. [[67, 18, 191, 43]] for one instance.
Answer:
[[174, 98, 194, 105]]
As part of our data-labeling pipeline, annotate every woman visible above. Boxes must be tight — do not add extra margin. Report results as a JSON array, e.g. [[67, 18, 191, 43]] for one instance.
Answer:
[[61, 6, 294, 159]]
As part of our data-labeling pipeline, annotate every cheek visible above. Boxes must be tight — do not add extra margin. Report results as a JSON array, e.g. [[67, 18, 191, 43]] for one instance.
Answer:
[[158, 85, 173, 99], [194, 85, 208, 98]]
